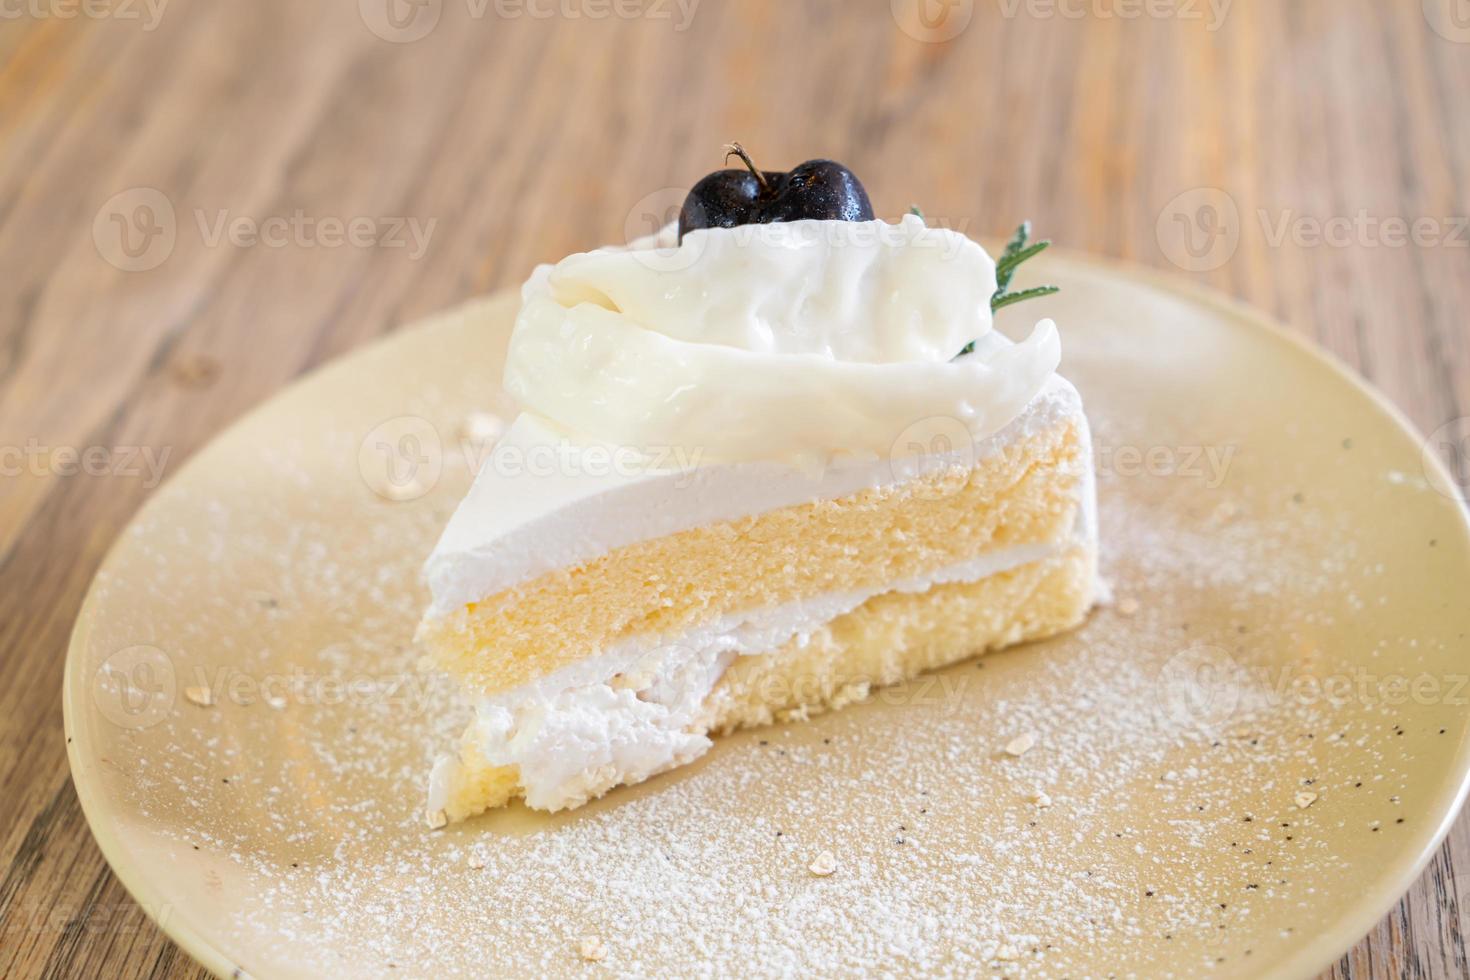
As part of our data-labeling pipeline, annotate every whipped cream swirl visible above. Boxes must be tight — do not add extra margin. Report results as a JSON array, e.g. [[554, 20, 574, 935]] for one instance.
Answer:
[[503, 214, 1060, 462]]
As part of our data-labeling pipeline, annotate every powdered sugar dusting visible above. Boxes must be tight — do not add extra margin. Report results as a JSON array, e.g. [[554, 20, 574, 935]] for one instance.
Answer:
[[70, 291, 1470, 978]]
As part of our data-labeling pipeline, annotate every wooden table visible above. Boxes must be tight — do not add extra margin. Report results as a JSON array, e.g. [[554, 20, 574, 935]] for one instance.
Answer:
[[2, 1, 1466, 976]]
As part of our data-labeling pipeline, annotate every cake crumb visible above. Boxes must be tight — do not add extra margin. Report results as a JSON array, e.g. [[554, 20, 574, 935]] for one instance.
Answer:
[[424, 808, 448, 831], [808, 851, 838, 877], [170, 353, 221, 388], [578, 936, 608, 962], [184, 685, 214, 707], [1004, 734, 1037, 757], [381, 479, 429, 503], [1029, 791, 1053, 809], [459, 411, 505, 445], [1116, 597, 1140, 616], [467, 856, 484, 870], [1294, 791, 1317, 809], [1209, 500, 1239, 525]]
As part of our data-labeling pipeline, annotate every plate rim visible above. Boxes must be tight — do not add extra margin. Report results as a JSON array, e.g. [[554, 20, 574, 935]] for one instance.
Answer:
[[62, 252, 1470, 980]]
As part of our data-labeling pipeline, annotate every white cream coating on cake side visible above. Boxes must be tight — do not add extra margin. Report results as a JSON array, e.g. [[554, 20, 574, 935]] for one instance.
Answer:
[[503, 214, 1060, 462], [424, 370, 1086, 616]]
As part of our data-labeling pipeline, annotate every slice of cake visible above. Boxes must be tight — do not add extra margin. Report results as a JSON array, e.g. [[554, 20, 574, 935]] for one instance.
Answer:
[[418, 153, 1098, 821]]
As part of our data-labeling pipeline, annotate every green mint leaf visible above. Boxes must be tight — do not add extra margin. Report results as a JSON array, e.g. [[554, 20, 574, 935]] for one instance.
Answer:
[[955, 221, 1060, 358], [991, 284, 1060, 311]]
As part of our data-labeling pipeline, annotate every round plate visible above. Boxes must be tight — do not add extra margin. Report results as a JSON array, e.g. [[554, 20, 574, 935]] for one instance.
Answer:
[[65, 253, 1470, 979]]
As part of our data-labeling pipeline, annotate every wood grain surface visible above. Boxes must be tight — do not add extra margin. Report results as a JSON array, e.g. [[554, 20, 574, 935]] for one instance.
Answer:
[[2, 1, 1468, 976]]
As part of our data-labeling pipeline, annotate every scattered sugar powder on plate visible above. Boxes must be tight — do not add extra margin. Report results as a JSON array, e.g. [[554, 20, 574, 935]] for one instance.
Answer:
[[87, 392, 1447, 978]]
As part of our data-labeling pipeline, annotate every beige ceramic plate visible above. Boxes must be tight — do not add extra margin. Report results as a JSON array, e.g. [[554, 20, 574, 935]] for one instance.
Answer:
[[65, 253, 1470, 979]]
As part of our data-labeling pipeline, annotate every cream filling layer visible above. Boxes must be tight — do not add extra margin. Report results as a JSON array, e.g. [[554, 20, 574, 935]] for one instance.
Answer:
[[429, 541, 1075, 813]]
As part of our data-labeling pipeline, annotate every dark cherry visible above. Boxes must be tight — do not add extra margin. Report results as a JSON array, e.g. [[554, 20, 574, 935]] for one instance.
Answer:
[[678, 144, 875, 241]]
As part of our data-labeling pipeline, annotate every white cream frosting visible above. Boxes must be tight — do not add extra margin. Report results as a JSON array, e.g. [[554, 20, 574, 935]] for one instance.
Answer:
[[502, 215, 1060, 463], [432, 538, 1085, 813], [422, 217, 1096, 813]]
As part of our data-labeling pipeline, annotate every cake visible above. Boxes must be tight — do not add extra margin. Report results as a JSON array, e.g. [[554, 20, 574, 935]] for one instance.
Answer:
[[418, 152, 1099, 821]]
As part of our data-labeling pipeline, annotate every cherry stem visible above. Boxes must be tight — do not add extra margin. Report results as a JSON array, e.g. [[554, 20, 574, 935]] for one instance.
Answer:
[[723, 142, 771, 194]]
